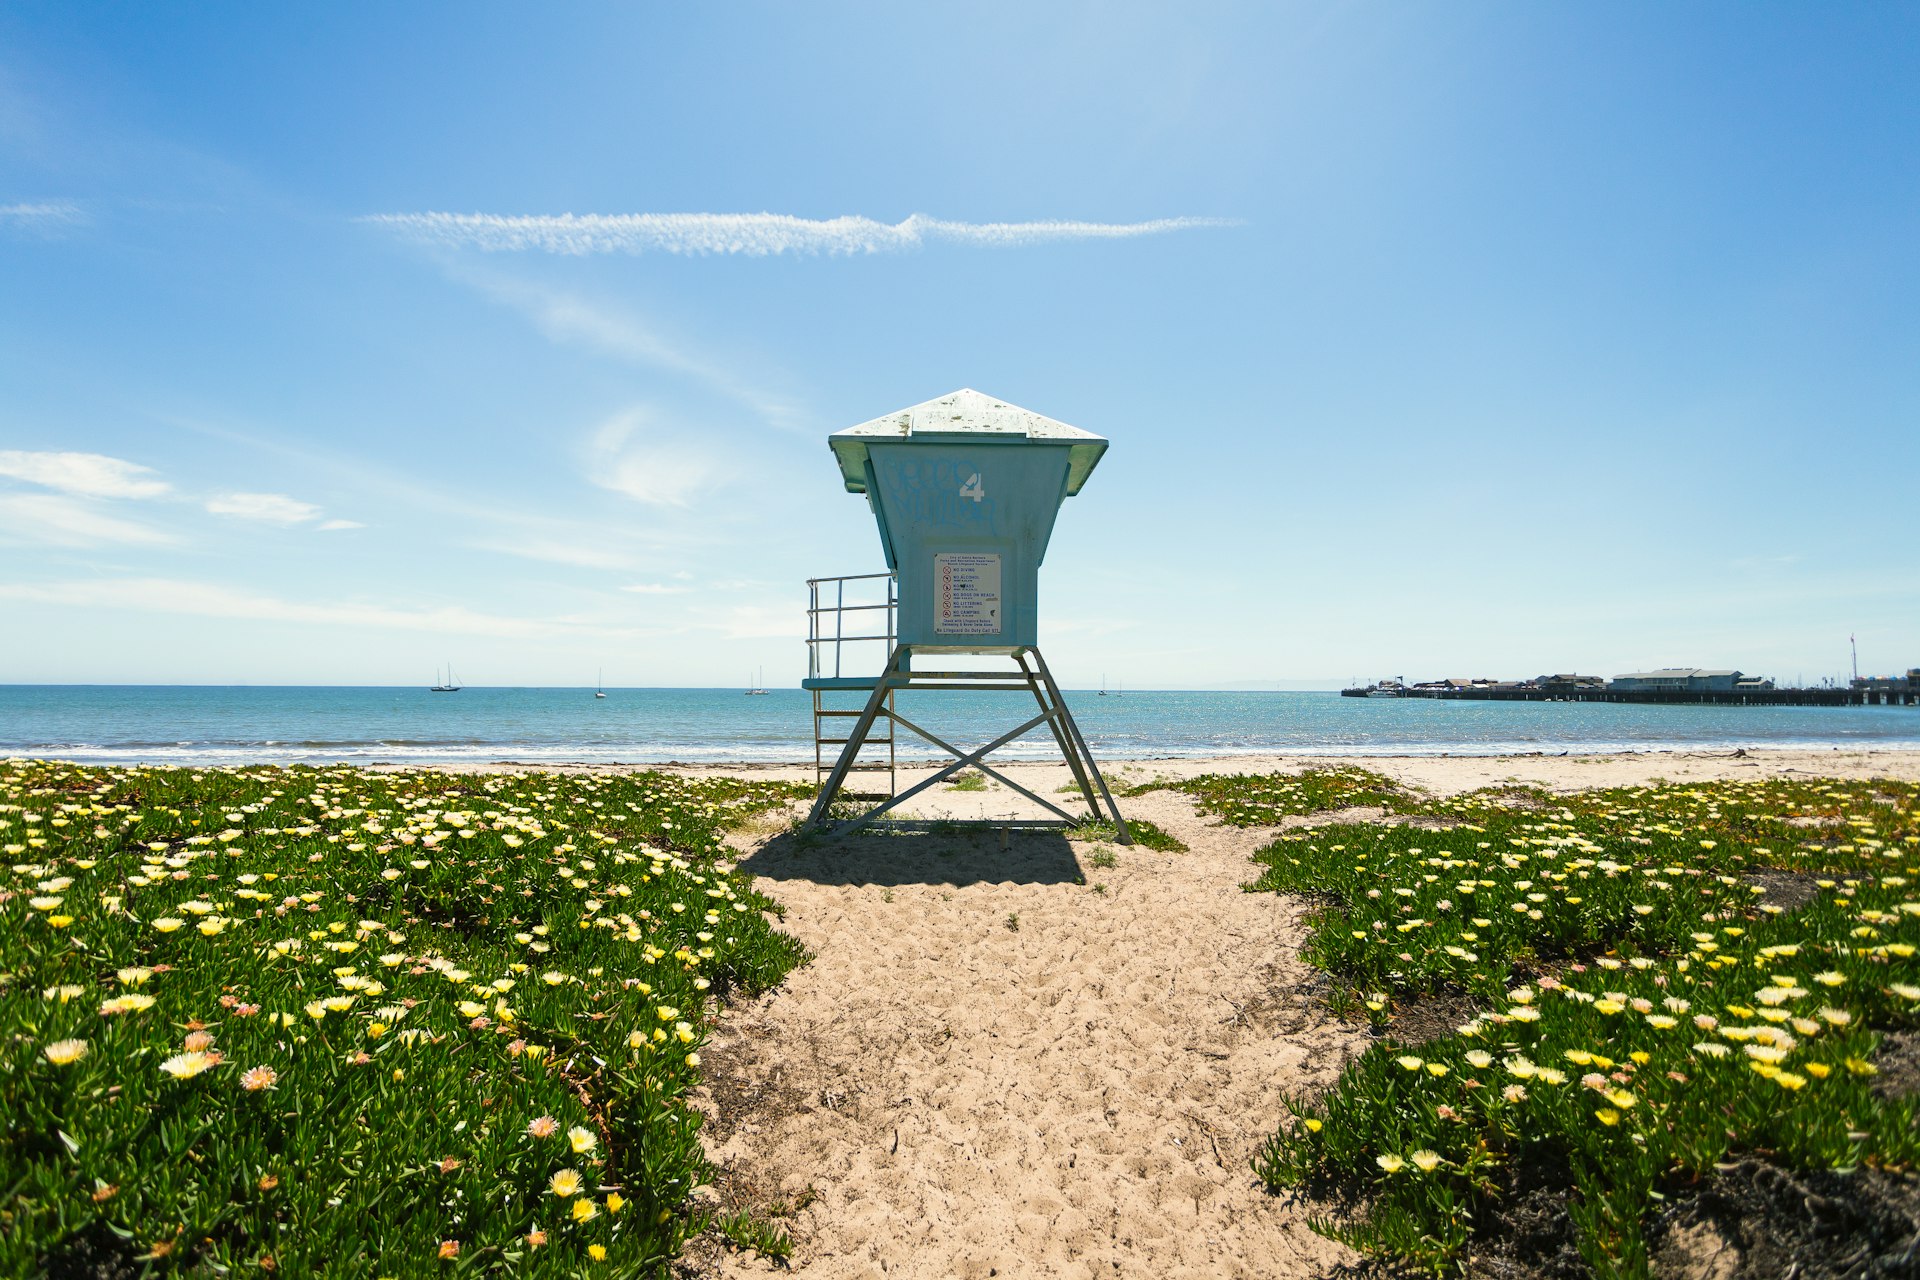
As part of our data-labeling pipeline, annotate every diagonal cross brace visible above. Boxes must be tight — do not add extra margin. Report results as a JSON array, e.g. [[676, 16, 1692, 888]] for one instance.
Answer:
[[829, 709, 1053, 836], [885, 709, 1089, 825]]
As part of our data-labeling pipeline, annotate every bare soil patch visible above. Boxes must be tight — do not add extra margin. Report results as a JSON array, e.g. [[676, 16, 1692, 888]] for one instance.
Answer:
[[1645, 1160, 1920, 1280], [1743, 869, 1826, 913]]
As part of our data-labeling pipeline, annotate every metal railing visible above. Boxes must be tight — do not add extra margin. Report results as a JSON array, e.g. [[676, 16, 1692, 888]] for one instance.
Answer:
[[805, 572, 897, 789], [806, 572, 896, 681]]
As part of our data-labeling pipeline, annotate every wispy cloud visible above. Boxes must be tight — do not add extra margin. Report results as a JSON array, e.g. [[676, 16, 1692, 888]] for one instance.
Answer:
[[205, 492, 324, 524], [0, 450, 170, 498], [317, 518, 365, 532], [587, 408, 722, 508], [0, 201, 86, 234], [455, 270, 805, 430], [364, 211, 1240, 257], [0, 494, 177, 547], [621, 582, 691, 595], [0, 577, 658, 641]]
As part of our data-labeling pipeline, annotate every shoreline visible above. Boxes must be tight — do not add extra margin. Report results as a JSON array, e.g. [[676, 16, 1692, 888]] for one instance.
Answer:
[[12, 741, 1920, 770]]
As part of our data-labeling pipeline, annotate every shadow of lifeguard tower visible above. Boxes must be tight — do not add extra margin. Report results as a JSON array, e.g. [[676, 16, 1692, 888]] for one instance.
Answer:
[[801, 389, 1131, 843]]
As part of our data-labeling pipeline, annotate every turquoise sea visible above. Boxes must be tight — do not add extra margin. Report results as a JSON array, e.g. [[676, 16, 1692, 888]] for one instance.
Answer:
[[1, 685, 1916, 767]]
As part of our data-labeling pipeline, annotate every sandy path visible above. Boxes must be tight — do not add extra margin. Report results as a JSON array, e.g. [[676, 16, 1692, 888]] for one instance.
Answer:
[[695, 785, 1363, 1279], [684, 748, 1920, 1278]]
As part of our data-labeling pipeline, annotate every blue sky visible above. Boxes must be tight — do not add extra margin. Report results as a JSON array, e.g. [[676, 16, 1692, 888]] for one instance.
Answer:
[[1, 3, 1915, 689]]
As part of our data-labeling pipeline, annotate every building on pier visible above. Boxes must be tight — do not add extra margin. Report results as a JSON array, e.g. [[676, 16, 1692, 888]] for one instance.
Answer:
[[1609, 668, 1744, 693]]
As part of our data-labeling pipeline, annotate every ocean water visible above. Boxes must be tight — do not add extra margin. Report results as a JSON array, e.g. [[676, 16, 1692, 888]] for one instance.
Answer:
[[1, 685, 1916, 767]]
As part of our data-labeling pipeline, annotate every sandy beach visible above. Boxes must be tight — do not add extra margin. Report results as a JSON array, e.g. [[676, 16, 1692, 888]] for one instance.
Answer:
[[654, 747, 1920, 1278]]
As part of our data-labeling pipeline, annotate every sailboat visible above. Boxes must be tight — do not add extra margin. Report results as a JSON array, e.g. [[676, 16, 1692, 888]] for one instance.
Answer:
[[1099, 674, 1108, 697], [745, 667, 769, 696], [595, 669, 606, 699], [430, 663, 462, 693]]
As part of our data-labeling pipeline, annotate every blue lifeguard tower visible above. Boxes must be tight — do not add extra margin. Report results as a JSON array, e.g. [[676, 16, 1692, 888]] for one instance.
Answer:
[[802, 389, 1130, 840]]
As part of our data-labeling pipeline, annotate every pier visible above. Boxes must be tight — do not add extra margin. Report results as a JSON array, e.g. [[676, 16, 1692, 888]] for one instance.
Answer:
[[1396, 686, 1906, 707]]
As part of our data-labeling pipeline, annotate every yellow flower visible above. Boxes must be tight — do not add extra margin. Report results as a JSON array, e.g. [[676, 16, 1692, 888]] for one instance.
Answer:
[[1302, 1118, 1323, 1133], [160, 1051, 215, 1079], [1411, 1149, 1442, 1172], [1813, 971, 1845, 987], [1607, 1090, 1637, 1109], [605, 1192, 625, 1215], [1805, 1062, 1832, 1079], [1774, 1071, 1807, 1090], [43, 1039, 88, 1065], [569, 1126, 597, 1154], [551, 1169, 583, 1198], [1376, 1153, 1405, 1173], [1426, 1063, 1449, 1077], [152, 917, 185, 933], [571, 1198, 599, 1223], [1396, 1055, 1423, 1072], [1845, 1057, 1878, 1076], [587, 1244, 607, 1261], [1596, 1108, 1620, 1126], [1465, 1050, 1493, 1069], [100, 993, 157, 1016]]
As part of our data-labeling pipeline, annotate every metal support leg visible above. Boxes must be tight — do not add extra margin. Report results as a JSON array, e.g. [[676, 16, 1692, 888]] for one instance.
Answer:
[[805, 645, 905, 830], [1016, 650, 1100, 819], [1030, 647, 1132, 844]]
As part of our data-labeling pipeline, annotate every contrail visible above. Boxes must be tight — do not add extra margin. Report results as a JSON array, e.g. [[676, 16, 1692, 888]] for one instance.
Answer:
[[360, 210, 1240, 256]]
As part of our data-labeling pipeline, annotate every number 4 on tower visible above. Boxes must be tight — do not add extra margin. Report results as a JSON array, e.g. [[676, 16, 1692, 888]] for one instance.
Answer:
[[958, 473, 985, 502]]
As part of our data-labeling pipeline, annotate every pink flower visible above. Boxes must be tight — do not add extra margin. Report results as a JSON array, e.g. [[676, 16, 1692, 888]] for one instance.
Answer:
[[183, 1031, 215, 1053], [527, 1115, 559, 1139], [241, 1066, 278, 1092], [1581, 1072, 1607, 1091]]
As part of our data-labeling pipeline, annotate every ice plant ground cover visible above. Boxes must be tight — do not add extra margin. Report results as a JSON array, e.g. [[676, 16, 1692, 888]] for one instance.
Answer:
[[1236, 774, 1920, 1276], [1132, 765, 1417, 823], [0, 759, 811, 1275]]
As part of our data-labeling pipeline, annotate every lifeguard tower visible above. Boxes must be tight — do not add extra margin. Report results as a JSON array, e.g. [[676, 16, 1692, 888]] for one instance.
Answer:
[[801, 389, 1131, 841]]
